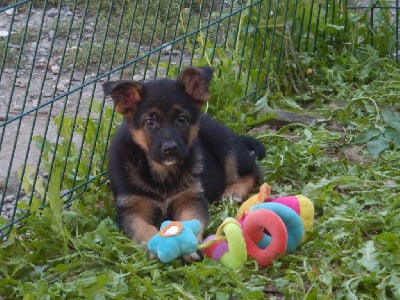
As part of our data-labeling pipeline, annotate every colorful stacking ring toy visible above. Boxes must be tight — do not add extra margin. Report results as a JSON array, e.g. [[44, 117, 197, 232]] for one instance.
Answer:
[[242, 209, 288, 266], [251, 202, 304, 253]]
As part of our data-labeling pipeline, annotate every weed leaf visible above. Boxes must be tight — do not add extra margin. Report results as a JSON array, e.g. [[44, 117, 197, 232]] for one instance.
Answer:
[[384, 127, 400, 147], [367, 136, 389, 156], [46, 166, 70, 252], [375, 232, 399, 251], [354, 128, 380, 144], [48, 167, 63, 230], [358, 241, 379, 271], [382, 109, 400, 131]]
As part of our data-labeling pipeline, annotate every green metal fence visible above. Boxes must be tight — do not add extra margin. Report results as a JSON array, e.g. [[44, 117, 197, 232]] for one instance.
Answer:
[[0, 0, 398, 238]]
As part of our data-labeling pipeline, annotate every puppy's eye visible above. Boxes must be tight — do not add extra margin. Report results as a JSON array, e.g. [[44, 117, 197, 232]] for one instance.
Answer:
[[176, 114, 187, 126], [144, 116, 155, 128]]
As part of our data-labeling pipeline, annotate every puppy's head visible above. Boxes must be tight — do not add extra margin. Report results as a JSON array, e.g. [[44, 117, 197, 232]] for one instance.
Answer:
[[103, 66, 213, 168]]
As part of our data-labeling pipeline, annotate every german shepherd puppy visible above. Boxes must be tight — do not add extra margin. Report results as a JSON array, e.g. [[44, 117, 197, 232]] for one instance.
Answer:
[[103, 66, 265, 259]]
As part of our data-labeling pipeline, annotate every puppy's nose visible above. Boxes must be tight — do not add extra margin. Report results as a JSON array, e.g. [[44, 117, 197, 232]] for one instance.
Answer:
[[161, 141, 178, 154]]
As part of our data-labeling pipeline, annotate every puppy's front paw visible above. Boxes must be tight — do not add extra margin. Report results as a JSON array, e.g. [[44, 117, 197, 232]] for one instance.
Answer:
[[148, 252, 158, 261], [148, 251, 201, 263], [181, 252, 201, 263]]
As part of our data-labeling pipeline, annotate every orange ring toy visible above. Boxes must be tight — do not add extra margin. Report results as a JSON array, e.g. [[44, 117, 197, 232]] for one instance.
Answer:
[[242, 209, 288, 266]]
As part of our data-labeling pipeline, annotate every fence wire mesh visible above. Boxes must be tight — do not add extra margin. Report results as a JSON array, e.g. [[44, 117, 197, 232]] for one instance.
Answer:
[[0, 0, 398, 238]]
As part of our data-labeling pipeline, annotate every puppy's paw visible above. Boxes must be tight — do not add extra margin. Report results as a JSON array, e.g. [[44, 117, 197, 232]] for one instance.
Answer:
[[181, 252, 201, 263], [148, 252, 158, 261], [148, 251, 201, 263]]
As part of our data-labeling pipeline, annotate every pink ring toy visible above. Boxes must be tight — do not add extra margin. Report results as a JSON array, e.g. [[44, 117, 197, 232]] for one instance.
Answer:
[[242, 209, 288, 266]]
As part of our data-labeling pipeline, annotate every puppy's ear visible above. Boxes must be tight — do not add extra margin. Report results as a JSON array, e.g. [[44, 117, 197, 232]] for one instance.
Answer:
[[178, 66, 214, 104], [102, 80, 143, 116]]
